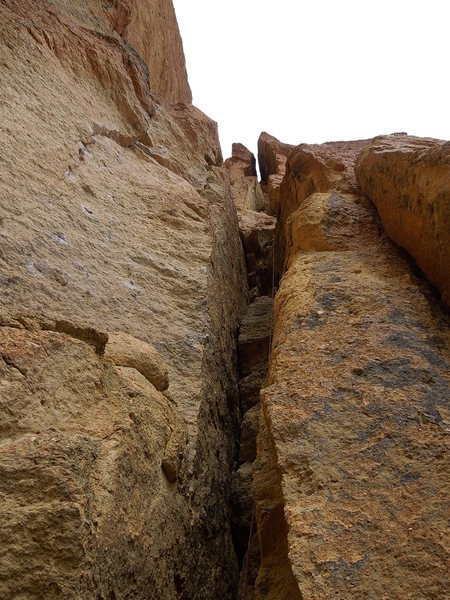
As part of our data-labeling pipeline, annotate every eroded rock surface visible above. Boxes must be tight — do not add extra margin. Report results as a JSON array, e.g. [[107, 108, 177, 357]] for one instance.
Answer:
[[0, 1, 246, 598], [258, 132, 295, 217], [356, 134, 450, 307], [225, 143, 265, 212], [254, 135, 450, 599]]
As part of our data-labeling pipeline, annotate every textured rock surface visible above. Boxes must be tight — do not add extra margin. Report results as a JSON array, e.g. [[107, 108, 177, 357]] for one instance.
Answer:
[[105, 331, 169, 390], [0, 324, 179, 598], [42, 0, 191, 103], [0, 1, 246, 597], [225, 143, 265, 212], [356, 134, 450, 307], [272, 139, 368, 275], [254, 136, 450, 599], [238, 296, 273, 377], [258, 132, 295, 217], [258, 132, 294, 184], [239, 210, 276, 298]]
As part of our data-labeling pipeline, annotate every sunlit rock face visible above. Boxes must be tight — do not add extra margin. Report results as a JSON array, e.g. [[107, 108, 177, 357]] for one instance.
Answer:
[[356, 133, 450, 308], [0, 1, 247, 598], [253, 135, 450, 599]]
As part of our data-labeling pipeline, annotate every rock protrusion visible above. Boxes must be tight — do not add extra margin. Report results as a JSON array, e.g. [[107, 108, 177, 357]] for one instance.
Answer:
[[105, 331, 169, 390], [257, 132, 294, 184], [356, 134, 450, 307], [225, 143, 265, 212]]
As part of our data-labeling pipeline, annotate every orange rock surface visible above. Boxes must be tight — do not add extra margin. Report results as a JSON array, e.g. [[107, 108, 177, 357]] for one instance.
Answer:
[[356, 134, 450, 307], [254, 136, 450, 599]]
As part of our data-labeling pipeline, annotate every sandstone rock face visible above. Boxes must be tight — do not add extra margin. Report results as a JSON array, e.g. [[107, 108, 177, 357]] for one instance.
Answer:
[[258, 132, 295, 217], [254, 136, 450, 599], [356, 134, 450, 307], [225, 143, 265, 212], [239, 210, 276, 298], [258, 132, 295, 184], [238, 296, 273, 377], [272, 139, 368, 275], [0, 1, 246, 598], [114, 0, 192, 103], [44, 0, 192, 103]]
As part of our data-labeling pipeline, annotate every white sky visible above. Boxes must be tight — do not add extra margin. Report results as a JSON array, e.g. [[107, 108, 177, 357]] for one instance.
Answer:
[[172, 0, 449, 161]]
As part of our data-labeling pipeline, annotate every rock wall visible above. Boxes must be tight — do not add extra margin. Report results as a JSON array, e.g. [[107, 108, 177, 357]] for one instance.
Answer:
[[40, 0, 192, 103], [356, 134, 450, 308], [254, 137, 450, 599], [1, 1, 449, 598], [0, 1, 246, 598]]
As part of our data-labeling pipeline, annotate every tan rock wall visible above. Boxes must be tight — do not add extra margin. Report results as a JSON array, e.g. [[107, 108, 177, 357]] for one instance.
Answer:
[[0, 1, 245, 597], [356, 134, 450, 307], [43, 0, 192, 103], [255, 138, 450, 599]]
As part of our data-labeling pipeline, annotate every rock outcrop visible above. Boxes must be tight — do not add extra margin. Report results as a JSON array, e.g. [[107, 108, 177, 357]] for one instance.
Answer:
[[1, 1, 449, 598], [253, 136, 450, 599], [0, 1, 246, 598], [225, 143, 265, 212], [356, 134, 450, 307], [258, 132, 294, 218]]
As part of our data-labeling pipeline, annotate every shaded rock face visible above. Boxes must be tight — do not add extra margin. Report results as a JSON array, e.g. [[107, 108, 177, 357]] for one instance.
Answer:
[[253, 135, 450, 599], [356, 134, 450, 308], [225, 143, 276, 300], [0, 1, 246, 598], [258, 132, 295, 185]]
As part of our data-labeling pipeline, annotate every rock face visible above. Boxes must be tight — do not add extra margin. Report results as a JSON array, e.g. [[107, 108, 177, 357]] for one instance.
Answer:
[[1, 1, 449, 598], [356, 134, 450, 307], [270, 139, 368, 275], [0, 1, 246, 598], [41, 0, 192, 103], [258, 132, 295, 217], [253, 136, 450, 599], [225, 143, 265, 212], [258, 132, 294, 185]]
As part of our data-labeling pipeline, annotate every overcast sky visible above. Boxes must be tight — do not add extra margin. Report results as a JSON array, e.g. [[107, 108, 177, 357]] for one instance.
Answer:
[[172, 0, 449, 160]]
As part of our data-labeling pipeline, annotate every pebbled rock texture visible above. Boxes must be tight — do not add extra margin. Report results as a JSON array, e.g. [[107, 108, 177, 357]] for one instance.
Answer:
[[356, 134, 450, 308], [254, 136, 450, 599], [0, 1, 247, 598]]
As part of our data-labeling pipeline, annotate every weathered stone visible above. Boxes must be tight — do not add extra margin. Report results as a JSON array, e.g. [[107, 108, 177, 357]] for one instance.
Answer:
[[253, 410, 302, 600], [105, 331, 169, 390], [0, 1, 247, 597], [0, 326, 179, 599], [238, 296, 273, 377], [356, 134, 450, 307], [239, 404, 259, 464], [225, 143, 265, 212], [231, 461, 255, 562], [239, 210, 276, 296], [237, 532, 260, 600], [257, 131, 294, 184], [239, 368, 266, 414], [254, 138, 450, 600]]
